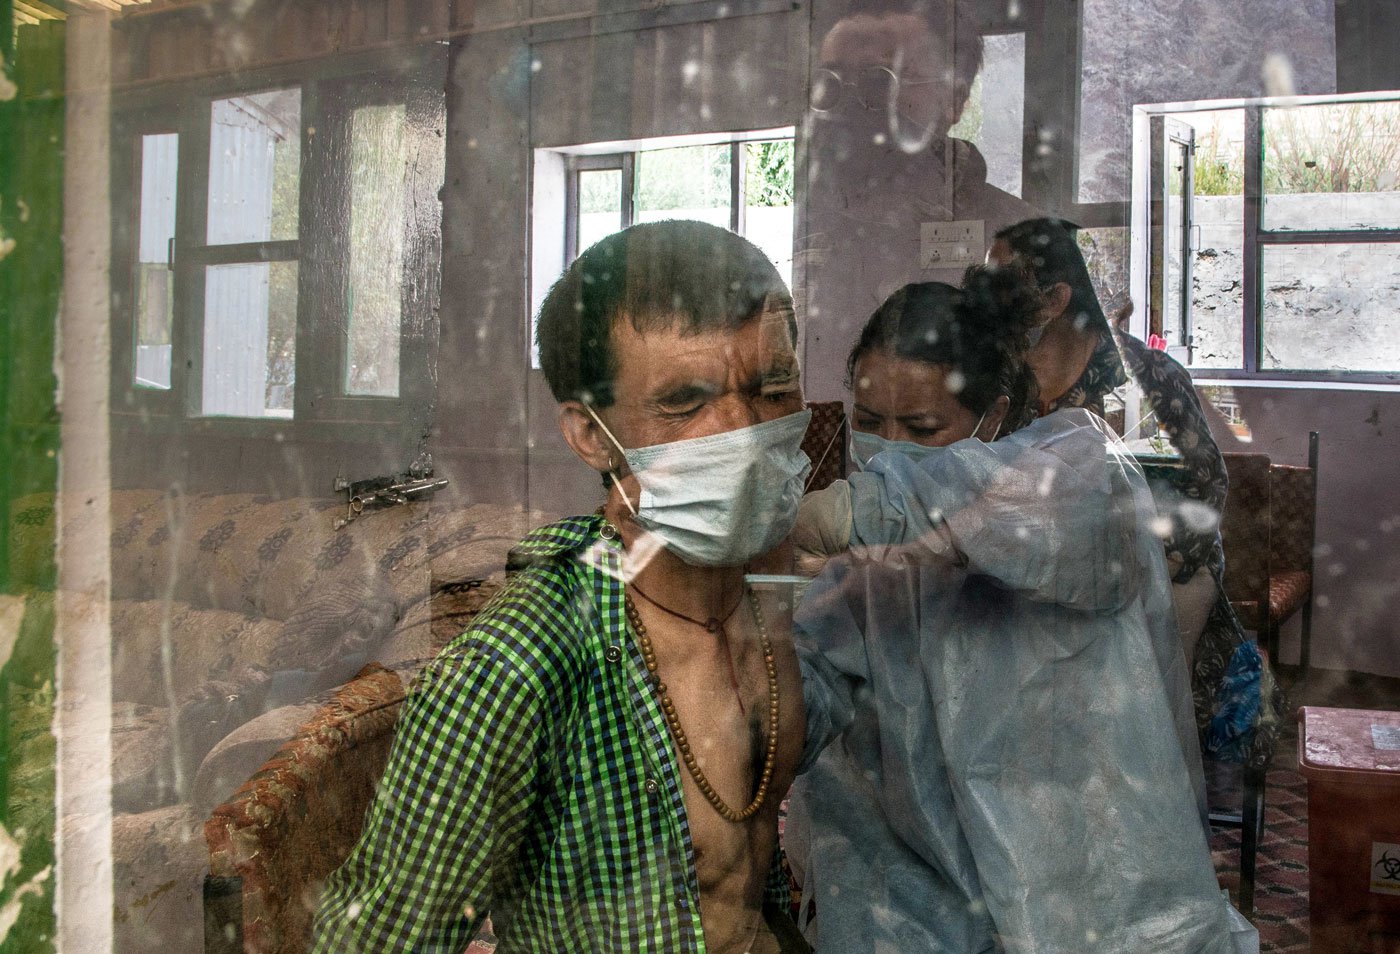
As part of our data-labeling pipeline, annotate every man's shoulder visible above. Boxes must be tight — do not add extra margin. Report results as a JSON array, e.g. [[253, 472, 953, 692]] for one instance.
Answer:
[[429, 513, 611, 691], [506, 513, 605, 568], [949, 137, 1039, 226]]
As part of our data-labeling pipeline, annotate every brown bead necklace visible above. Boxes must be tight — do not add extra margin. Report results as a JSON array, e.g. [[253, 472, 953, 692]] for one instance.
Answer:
[[629, 577, 749, 714], [624, 588, 781, 823]]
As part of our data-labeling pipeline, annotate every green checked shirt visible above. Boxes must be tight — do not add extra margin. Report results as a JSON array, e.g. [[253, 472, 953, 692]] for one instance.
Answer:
[[311, 514, 790, 953]]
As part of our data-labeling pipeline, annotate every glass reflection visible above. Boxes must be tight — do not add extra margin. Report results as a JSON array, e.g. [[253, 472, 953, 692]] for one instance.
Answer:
[[134, 132, 177, 390], [5, 0, 1398, 951], [345, 103, 409, 398]]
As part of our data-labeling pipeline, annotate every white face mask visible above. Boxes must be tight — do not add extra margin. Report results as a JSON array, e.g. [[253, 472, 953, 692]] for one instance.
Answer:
[[586, 406, 814, 567], [848, 406, 997, 470]]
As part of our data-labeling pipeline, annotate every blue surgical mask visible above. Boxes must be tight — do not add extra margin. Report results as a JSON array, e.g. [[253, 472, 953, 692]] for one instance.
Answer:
[[587, 406, 814, 567], [849, 430, 940, 471], [849, 407, 996, 470]]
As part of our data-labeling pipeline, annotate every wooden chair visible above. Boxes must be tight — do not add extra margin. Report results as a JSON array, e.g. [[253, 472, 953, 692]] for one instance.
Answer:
[[1264, 432, 1319, 670], [1214, 451, 1275, 915], [1224, 435, 1319, 669], [1219, 453, 1273, 648], [1214, 433, 1319, 913], [204, 665, 409, 953], [801, 401, 848, 493]]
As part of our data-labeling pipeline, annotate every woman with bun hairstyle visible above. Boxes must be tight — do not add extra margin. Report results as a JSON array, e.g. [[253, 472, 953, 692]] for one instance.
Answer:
[[785, 264, 1242, 953]]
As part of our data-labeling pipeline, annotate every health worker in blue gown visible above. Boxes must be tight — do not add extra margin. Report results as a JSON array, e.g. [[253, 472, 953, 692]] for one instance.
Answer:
[[786, 265, 1246, 954]]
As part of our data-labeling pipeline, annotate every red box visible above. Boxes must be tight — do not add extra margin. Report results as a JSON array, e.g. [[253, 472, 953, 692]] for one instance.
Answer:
[[1298, 706, 1400, 954]]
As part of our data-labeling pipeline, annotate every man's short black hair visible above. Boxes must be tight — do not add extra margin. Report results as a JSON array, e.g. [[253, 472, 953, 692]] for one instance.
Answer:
[[536, 220, 796, 408]]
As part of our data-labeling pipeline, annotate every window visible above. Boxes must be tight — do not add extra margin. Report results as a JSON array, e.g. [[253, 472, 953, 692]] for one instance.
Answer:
[[1135, 93, 1400, 382], [948, 31, 1026, 198], [564, 139, 794, 285], [113, 62, 446, 422], [133, 133, 179, 390], [199, 88, 301, 418], [534, 132, 795, 367], [345, 103, 413, 398]]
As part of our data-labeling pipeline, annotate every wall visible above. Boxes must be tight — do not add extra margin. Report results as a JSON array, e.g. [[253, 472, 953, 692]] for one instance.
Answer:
[[1077, 0, 1336, 204], [105, 0, 1400, 681], [1206, 385, 1400, 679], [1191, 193, 1400, 373]]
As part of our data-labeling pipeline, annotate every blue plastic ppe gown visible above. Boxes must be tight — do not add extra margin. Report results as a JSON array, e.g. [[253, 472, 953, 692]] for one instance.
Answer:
[[790, 408, 1237, 954]]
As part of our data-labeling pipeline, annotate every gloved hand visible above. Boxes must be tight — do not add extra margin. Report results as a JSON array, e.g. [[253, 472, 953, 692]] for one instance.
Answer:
[[791, 481, 853, 559]]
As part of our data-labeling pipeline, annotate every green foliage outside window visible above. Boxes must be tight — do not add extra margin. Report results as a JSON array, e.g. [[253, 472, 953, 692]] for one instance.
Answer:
[[579, 140, 794, 214], [1190, 101, 1400, 197], [743, 140, 794, 208]]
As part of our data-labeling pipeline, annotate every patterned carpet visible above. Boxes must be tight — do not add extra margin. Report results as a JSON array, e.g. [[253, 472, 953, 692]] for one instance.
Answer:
[[1209, 722, 1311, 954]]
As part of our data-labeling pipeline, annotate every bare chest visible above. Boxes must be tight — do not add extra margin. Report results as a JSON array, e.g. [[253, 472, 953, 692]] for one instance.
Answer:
[[649, 625, 804, 887]]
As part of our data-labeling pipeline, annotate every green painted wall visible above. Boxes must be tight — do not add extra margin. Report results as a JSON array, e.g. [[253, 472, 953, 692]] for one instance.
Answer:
[[0, 11, 64, 953]]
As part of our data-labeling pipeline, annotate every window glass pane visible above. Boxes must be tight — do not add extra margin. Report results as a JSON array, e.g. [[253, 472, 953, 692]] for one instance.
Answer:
[[1077, 226, 1130, 318], [1166, 109, 1245, 369], [948, 32, 1025, 197], [345, 103, 409, 398], [1263, 101, 1400, 231], [1163, 135, 1190, 348], [202, 261, 297, 417], [742, 140, 795, 290], [135, 132, 177, 389], [634, 144, 730, 228], [207, 88, 301, 244], [1261, 243, 1400, 372], [577, 167, 623, 255]]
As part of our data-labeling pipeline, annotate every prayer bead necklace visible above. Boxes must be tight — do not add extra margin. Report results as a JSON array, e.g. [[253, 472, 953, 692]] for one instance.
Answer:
[[629, 577, 748, 714], [624, 588, 780, 823]]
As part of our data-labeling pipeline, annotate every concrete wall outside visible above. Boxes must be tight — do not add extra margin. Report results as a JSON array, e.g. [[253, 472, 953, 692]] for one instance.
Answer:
[[1078, 0, 1337, 204], [1190, 193, 1400, 372]]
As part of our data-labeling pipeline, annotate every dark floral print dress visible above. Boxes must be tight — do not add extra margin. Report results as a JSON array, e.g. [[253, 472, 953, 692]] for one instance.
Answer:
[[1055, 328, 1283, 769]]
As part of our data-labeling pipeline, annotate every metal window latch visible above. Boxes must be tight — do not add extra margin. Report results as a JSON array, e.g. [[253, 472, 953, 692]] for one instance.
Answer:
[[333, 467, 448, 530]]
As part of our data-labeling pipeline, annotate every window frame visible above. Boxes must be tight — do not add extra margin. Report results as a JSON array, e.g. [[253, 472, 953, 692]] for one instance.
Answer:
[[561, 140, 780, 262], [298, 73, 445, 423], [184, 84, 303, 420], [1133, 91, 1400, 386], [564, 153, 635, 263], [110, 45, 448, 434], [534, 128, 796, 369], [113, 109, 186, 418]]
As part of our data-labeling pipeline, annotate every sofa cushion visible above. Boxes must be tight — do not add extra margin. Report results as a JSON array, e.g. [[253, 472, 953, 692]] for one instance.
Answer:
[[112, 703, 178, 813], [111, 599, 284, 708], [232, 496, 414, 620], [112, 804, 206, 954], [109, 490, 416, 620], [274, 576, 401, 675], [409, 504, 545, 589]]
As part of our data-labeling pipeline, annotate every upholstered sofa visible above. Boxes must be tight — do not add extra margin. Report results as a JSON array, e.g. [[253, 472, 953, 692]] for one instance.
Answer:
[[9, 488, 540, 952]]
